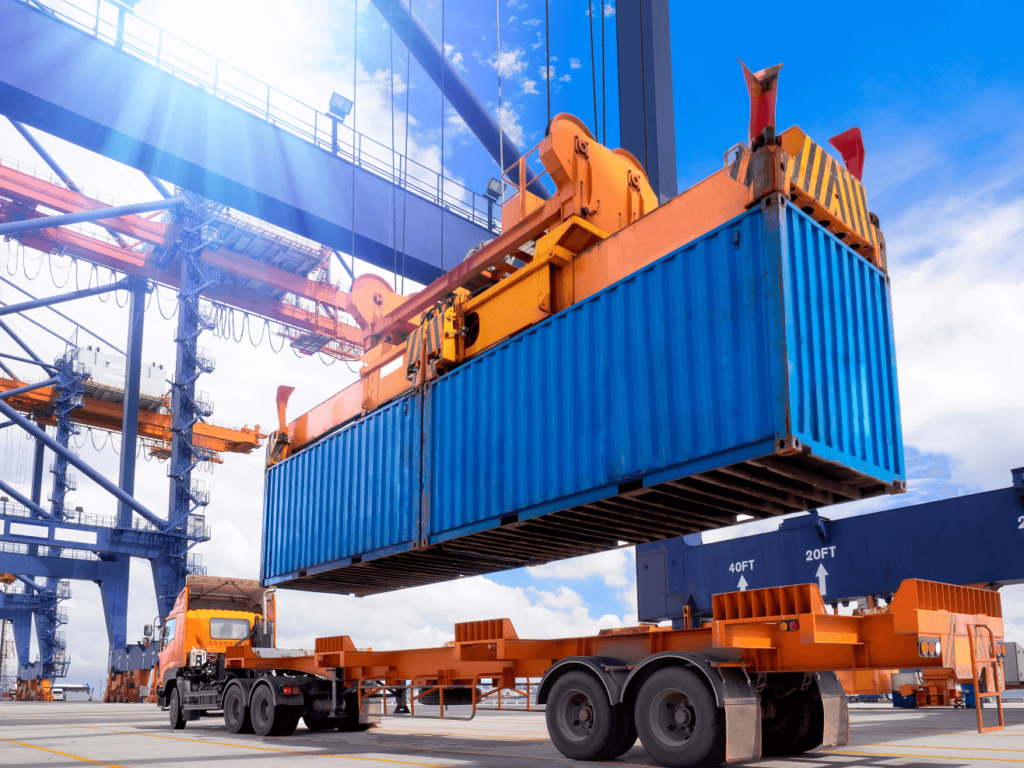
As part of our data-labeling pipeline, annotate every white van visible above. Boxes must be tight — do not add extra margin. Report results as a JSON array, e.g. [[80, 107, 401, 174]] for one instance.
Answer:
[[51, 687, 64, 701]]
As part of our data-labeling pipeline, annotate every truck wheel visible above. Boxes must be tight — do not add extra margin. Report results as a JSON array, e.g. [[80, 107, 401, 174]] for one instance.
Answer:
[[168, 688, 186, 731], [634, 667, 724, 768], [278, 708, 301, 736], [224, 686, 253, 734], [336, 691, 373, 732], [762, 689, 823, 756], [545, 671, 620, 761], [303, 712, 340, 731], [250, 686, 281, 737], [606, 707, 638, 758]]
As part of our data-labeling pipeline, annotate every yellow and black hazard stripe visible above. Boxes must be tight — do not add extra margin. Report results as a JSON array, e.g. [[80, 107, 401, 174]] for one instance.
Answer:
[[781, 127, 884, 268]]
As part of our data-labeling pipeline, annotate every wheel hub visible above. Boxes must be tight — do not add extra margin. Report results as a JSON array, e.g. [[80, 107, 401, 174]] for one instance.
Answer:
[[557, 689, 597, 742], [650, 688, 696, 747]]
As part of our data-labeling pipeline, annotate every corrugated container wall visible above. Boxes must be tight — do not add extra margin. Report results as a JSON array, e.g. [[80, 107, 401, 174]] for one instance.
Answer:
[[263, 196, 905, 595]]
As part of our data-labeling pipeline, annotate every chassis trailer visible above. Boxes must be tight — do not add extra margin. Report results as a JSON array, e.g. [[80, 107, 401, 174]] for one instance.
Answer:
[[160, 578, 1007, 766]]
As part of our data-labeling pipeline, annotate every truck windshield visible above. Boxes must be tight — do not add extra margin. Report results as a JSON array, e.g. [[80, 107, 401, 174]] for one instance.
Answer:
[[210, 618, 251, 639]]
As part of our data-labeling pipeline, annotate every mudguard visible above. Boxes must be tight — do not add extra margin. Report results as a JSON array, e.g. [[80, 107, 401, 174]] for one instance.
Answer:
[[814, 671, 850, 747]]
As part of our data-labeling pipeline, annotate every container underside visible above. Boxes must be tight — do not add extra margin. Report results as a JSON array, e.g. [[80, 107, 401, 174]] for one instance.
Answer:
[[274, 449, 903, 596]]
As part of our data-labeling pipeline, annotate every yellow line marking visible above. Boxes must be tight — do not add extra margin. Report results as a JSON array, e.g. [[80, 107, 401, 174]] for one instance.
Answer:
[[0, 736, 131, 768], [115, 731, 469, 767], [822, 749, 1024, 763], [855, 743, 1024, 753]]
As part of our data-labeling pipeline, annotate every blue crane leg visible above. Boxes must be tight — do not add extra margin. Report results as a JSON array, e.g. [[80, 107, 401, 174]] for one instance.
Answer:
[[99, 557, 130, 670]]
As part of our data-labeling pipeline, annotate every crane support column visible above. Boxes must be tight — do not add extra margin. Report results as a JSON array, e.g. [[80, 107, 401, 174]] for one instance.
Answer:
[[165, 192, 216, 607], [118, 278, 147, 530], [616, 0, 677, 202]]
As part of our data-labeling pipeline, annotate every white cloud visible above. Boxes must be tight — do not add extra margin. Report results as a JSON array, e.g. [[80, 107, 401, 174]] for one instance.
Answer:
[[443, 42, 468, 73], [496, 103, 526, 145], [488, 46, 528, 77], [605, 2, 616, 15], [570, 57, 582, 70], [538, 64, 553, 80], [523, 17, 542, 27], [521, 78, 539, 95], [887, 192, 1024, 492], [528, 548, 634, 588], [560, 74, 572, 82]]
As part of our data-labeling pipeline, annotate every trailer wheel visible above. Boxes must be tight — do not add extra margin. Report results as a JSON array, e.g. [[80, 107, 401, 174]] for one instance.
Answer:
[[336, 691, 373, 732], [251, 686, 296, 737], [634, 667, 724, 768], [168, 687, 186, 731], [606, 707, 638, 758], [545, 670, 621, 761], [762, 688, 822, 756], [303, 712, 339, 731], [224, 686, 253, 734]]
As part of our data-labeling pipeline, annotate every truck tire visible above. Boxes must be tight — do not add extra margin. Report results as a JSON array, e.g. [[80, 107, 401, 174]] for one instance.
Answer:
[[251, 685, 295, 737], [545, 670, 621, 761], [224, 685, 253, 734], [303, 712, 340, 731], [168, 688, 186, 731], [634, 667, 725, 768], [762, 688, 822, 756], [336, 691, 373, 732], [606, 708, 638, 758]]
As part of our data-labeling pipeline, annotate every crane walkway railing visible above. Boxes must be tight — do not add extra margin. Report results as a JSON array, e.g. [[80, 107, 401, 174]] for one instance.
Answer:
[[18, 0, 500, 234]]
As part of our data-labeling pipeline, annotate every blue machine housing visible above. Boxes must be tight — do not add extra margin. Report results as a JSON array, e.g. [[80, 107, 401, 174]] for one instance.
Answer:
[[635, 470, 1024, 625], [262, 196, 906, 594]]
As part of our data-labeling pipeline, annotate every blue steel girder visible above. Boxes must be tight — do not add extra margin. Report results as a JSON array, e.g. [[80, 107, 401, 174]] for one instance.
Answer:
[[0, 0, 494, 284], [636, 469, 1024, 625], [0, 610, 34, 678]]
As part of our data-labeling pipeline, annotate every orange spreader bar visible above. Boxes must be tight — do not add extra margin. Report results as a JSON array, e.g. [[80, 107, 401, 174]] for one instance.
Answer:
[[0, 376, 265, 458], [0, 161, 363, 359]]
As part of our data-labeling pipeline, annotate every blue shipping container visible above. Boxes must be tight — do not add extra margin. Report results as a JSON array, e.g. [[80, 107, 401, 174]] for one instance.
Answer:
[[263, 196, 905, 594]]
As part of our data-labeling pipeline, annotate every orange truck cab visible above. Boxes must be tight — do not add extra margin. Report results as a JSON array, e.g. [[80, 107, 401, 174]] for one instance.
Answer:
[[152, 576, 273, 712]]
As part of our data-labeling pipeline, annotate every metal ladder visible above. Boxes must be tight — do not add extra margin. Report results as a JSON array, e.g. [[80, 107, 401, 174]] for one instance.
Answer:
[[967, 624, 1005, 732]]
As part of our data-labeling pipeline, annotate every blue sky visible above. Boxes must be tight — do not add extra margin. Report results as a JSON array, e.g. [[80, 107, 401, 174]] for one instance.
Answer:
[[3, 0, 1024, 688]]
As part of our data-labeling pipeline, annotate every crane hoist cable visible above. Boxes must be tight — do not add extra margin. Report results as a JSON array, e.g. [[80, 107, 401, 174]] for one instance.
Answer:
[[545, 0, 551, 126], [350, 0, 358, 289], [399, 0, 415, 295], [601, 1, 606, 143], [496, 0, 504, 204], [389, 0, 399, 290], [588, 0, 598, 141], [440, 0, 445, 270]]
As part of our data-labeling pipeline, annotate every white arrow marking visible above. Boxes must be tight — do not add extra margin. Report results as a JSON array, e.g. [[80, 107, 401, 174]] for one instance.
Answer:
[[816, 563, 828, 595], [737, 575, 748, 591]]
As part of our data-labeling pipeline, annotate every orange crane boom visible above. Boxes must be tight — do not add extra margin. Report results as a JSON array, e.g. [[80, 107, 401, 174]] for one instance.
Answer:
[[0, 376, 264, 458]]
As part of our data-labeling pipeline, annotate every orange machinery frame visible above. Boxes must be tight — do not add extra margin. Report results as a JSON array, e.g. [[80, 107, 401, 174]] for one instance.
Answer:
[[224, 579, 1006, 735], [0, 376, 265, 459]]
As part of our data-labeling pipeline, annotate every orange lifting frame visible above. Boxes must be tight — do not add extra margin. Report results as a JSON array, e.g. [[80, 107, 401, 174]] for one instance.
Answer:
[[224, 580, 1005, 732]]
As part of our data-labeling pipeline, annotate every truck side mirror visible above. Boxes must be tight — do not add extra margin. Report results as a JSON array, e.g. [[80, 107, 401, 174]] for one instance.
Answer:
[[143, 625, 153, 638]]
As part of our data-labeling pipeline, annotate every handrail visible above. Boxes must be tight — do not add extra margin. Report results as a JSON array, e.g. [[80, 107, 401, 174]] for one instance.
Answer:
[[18, 0, 501, 234]]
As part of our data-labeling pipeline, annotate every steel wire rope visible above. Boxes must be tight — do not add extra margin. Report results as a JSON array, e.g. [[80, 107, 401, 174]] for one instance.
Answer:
[[316, 350, 338, 366], [47, 252, 73, 290], [588, 0, 598, 141], [398, 0, 414, 295], [440, 0, 445, 269], [349, 0, 358, 291], [389, 0, 399, 291], [601, 1, 606, 144], [545, 0, 551, 126], [155, 286, 178, 320], [496, 0, 504, 203], [21, 248, 44, 281]]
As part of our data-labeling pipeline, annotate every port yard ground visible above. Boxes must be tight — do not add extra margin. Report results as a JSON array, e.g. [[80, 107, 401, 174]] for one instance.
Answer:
[[4, 702, 1024, 767]]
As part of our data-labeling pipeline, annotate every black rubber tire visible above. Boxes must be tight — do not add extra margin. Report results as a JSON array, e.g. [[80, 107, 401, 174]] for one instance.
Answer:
[[224, 685, 253, 734], [605, 707, 639, 759], [762, 689, 822, 756], [336, 691, 373, 732], [168, 687, 186, 730], [634, 667, 725, 768], [791, 691, 824, 755], [544, 671, 619, 761], [303, 712, 340, 731], [250, 686, 278, 737], [277, 708, 301, 737]]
